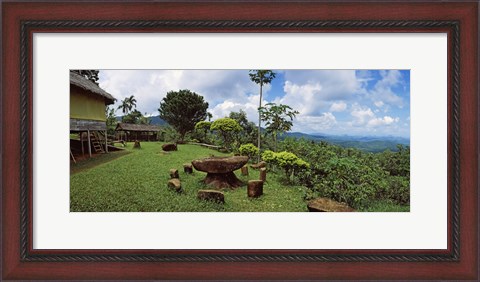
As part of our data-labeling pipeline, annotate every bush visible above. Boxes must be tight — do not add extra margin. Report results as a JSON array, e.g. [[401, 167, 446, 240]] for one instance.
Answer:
[[261, 150, 309, 181], [239, 143, 259, 160], [312, 157, 387, 209], [261, 150, 276, 163], [210, 118, 242, 150], [379, 176, 410, 205]]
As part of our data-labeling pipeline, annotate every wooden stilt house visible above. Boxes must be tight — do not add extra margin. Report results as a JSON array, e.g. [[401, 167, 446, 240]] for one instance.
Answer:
[[70, 71, 116, 158]]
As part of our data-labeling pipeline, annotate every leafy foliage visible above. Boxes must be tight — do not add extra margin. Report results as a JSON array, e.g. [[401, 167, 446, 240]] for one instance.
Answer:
[[158, 89, 209, 141], [259, 103, 299, 151], [121, 109, 151, 125], [194, 121, 212, 143], [239, 143, 259, 160], [105, 106, 117, 135], [277, 137, 410, 209], [261, 150, 309, 181], [229, 110, 258, 147], [71, 69, 99, 85], [210, 118, 242, 150], [118, 95, 137, 115]]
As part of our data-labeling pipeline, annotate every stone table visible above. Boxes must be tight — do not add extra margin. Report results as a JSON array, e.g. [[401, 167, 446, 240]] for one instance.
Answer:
[[192, 156, 248, 189]]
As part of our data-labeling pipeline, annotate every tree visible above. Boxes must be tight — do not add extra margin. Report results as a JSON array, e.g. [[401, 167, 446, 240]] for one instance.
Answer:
[[158, 89, 209, 141], [195, 121, 212, 143], [229, 110, 257, 145], [249, 70, 276, 162], [105, 106, 117, 135], [210, 118, 242, 150], [118, 95, 137, 115], [259, 103, 299, 152], [71, 70, 100, 85], [122, 109, 142, 124]]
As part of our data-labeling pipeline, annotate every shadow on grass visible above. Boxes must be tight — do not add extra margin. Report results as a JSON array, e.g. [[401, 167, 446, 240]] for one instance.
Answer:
[[70, 150, 131, 175]]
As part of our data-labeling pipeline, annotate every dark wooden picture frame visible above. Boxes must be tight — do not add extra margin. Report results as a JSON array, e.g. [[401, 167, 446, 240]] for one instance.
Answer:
[[2, 1, 478, 280]]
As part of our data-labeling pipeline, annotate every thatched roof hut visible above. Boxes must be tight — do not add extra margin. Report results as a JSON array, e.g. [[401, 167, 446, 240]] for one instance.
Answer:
[[115, 123, 161, 132], [115, 123, 162, 141], [70, 72, 115, 105]]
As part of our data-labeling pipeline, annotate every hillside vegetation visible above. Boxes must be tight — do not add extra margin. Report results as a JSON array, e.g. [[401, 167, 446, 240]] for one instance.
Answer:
[[70, 140, 409, 212]]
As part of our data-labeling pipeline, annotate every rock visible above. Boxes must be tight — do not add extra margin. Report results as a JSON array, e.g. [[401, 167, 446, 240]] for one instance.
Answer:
[[183, 163, 193, 174], [192, 156, 248, 189], [197, 190, 225, 204], [192, 156, 248, 174], [247, 180, 263, 198], [218, 148, 229, 153], [162, 143, 177, 151], [259, 167, 267, 182], [250, 161, 266, 169], [133, 140, 141, 149], [169, 169, 179, 179], [167, 178, 182, 192], [241, 165, 249, 176], [307, 197, 355, 212]]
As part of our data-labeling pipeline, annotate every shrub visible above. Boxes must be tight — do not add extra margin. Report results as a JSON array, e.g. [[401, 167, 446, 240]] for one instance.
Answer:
[[210, 118, 242, 150], [261, 150, 309, 181], [378, 175, 410, 205], [275, 151, 309, 178], [261, 150, 276, 163], [313, 157, 387, 209], [239, 143, 259, 160]]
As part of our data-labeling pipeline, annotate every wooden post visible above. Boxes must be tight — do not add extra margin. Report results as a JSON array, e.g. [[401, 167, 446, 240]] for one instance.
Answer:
[[81, 132, 84, 156], [248, 180, 263, 198], [105, 130, 108, 153], [183, 163, 193, 174], [260, 167, 267, 182], [87, 129, 92, 157], [241, 165, 249, 176]]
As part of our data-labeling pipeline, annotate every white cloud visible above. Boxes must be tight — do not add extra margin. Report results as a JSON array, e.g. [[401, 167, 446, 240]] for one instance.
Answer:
[[367, 116, 399, 127], [369, 70, 404, 107], [329, 101, 347, 112], [350, 103, 399, 128], [293, 112, 337, 133], [99, 70, 259, 116], [374, 101, 384, 107], [210, 94, 263, 122], [350, 104, 375, 125], [277, 70, 363, 116]]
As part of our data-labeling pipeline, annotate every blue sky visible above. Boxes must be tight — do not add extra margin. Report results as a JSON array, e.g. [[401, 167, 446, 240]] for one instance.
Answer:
[[99, 70, 410, 138]]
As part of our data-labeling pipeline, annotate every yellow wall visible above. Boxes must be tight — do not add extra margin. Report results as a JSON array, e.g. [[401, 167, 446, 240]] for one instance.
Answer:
[[70, 88, 106, 121]]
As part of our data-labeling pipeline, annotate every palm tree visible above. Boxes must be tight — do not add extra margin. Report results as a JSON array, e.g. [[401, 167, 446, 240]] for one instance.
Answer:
[[249, 70, 276, 162], [117, 95, 137, 115]]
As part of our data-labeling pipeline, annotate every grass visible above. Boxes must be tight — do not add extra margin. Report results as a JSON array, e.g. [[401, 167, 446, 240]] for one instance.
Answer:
[[70, 142, 308, 212], [359, 200, 410, 212], [70, 142, 409, 212]]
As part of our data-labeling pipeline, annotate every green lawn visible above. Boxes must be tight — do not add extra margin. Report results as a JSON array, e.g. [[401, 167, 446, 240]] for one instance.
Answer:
[[70, 142, 308, 212]]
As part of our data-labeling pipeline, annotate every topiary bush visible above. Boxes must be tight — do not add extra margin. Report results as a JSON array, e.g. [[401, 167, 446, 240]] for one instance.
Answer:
[[261, 150, 309, 182], [239, 143, 259, 161]]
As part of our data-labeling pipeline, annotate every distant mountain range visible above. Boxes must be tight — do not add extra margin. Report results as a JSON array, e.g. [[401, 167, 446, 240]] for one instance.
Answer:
[[283, 132, 409, 153], [117, 115, 409, 153]]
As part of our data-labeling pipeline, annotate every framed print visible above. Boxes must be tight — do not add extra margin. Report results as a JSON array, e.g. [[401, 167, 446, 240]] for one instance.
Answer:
[[1, 0, 478, 280]]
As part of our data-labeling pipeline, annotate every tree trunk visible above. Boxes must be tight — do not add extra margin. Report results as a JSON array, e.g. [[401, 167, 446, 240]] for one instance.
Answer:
[[257, 82, 263, 163], [274, 132, 277, 152]]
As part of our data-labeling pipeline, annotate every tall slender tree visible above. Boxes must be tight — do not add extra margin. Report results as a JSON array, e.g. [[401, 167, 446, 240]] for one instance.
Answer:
[[249, 70, 276, 162]]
